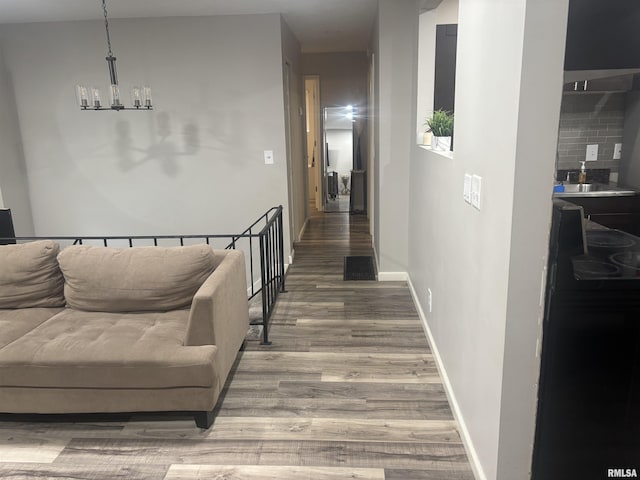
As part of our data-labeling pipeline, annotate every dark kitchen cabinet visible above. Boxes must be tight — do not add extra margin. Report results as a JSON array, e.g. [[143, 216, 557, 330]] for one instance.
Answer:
[[565, 0, 640, 72], [563, 74, 635, 93], [564, 195, 640, 235]]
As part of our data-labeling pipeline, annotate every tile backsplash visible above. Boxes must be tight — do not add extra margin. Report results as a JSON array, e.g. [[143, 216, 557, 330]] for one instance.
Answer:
[[556, 92, 626, 175], [556, 168, 611, 184]]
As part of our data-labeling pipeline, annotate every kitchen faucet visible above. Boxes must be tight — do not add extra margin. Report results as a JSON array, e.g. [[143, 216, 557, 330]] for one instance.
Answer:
[[565, 171, 572, 183]]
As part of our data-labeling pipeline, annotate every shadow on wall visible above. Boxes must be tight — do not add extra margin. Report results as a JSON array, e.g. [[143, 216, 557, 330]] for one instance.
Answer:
[[115, 112, 201, 177]]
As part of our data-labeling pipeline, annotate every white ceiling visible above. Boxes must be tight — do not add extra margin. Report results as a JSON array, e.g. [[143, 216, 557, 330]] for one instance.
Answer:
[[0, 0, 378, 53]]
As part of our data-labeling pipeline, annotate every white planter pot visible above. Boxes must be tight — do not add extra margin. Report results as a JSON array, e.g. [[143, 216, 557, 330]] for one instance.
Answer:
[[432, 136, 452, 151]]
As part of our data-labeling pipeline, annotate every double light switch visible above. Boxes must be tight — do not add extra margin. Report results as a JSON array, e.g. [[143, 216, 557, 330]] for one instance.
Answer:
[[464, 173, 482, 210]]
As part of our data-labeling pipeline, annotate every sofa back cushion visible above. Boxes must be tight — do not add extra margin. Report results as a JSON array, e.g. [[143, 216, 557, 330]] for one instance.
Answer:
[[0, 240, 65, 308], [57, 244, 216, 312]]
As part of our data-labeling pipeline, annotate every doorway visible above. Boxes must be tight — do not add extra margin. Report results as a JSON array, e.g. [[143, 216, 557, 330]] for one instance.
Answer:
[[324, 105, 356, 213]]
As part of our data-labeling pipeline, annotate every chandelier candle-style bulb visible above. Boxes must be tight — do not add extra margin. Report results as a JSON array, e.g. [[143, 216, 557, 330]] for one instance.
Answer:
[[131, 86, 142, 108], [76, 85, 89, 108], [110, 84, 123, 109], [91, 87, 102, 108], [143, 86, 152, 108]]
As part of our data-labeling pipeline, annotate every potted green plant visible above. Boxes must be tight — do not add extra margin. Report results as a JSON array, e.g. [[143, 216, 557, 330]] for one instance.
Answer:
[[424, 109, 454, 151]]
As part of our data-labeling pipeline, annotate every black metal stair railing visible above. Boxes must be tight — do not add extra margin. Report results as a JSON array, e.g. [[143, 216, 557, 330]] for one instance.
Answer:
[[0, 206, 286, 345]]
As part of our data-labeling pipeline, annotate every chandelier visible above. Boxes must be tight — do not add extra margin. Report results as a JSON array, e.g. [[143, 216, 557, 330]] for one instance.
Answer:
[[75, 0, 152, 111]]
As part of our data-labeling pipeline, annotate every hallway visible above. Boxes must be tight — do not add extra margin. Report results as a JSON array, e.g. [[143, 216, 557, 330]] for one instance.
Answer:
[[0, 211, 475, 479], [235, 210, 475, 478]]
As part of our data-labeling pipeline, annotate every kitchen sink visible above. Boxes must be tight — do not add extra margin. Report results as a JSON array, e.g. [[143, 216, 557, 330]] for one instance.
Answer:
[[563, 183, 598, 193], [555, 182, 638, 197]]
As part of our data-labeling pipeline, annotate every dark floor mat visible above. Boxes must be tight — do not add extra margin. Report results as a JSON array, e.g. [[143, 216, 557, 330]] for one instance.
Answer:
[[343, 256, 377, 281]]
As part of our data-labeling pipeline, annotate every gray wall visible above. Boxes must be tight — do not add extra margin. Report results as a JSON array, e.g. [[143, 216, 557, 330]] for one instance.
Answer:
[[372, 0, 414, 274], [0, 46, 34, 235], [557, 92, 625, 174], [496, 0, 568, 477], [372, 17, 381, 258], [301, 52, 369, 109], [620, 92, 640, 188], [281, 17, 307, 244], [387, 0, 568, 478], [0, 15, 292, 256]]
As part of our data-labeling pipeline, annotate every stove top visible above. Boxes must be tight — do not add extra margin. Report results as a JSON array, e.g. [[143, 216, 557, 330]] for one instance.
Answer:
[[572, 229, 640, 280], [586, 230, 637, 250], [609, 251, 640, 273]]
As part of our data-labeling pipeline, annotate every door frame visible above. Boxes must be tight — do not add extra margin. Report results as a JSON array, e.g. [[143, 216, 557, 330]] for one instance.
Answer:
[[304, 75, 322, 212]]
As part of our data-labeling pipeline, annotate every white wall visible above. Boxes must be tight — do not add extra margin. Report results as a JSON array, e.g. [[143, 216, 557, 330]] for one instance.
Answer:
[[404, 0, 569, 478], [0, 45, 34, 235], [0, 15, 292, 256]]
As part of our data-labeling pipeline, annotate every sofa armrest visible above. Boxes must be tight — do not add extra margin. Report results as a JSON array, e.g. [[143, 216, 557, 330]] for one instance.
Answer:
[[184, 249, 249, 384]]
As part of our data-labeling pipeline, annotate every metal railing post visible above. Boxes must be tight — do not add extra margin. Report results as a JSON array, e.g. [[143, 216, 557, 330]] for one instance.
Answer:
[[277, 205, 286, 292], [259, 233, 271, 345]]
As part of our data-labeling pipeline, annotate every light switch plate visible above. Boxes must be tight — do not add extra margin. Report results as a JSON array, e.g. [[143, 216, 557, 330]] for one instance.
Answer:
[[614, 143, 622, 160], [264, 150, 274, 165], [463, 174, 472, 203], [471, 175, 482, 210], [586, 144, 598, 162]]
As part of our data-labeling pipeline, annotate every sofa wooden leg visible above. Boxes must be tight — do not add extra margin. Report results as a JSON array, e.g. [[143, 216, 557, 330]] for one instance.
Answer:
[[194, 410, 214, 429]]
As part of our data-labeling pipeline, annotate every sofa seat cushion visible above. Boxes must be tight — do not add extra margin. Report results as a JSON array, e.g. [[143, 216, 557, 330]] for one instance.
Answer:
[[0, 307, 63, 349], [0, 309, 218, 389], [57, 244, 216, 312], [0, 240, 65, 308]]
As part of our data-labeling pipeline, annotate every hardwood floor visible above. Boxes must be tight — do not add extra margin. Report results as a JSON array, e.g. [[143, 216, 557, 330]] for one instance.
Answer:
[[0, 210, 474, 479]]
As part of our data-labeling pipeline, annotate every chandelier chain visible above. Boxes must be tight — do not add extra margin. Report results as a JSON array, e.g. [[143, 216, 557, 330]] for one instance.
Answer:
[[102, 0, 113, 57]]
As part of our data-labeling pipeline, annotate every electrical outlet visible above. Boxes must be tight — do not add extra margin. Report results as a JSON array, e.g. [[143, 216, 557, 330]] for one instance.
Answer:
[[427, 288, 432, 313], [586, 144, 598, 162], [264, 150, 274, 165]]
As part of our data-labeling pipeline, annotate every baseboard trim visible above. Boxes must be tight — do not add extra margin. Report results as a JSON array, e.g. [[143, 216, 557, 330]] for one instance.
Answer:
[[299, 218, 309, 240], [248, 263, 290, 296], [372, 246, 409, 282], [377, 271, 408, 282], [406, 275, 487, 480], [247, 279, 262, 297], [373, 244, 380, 272]]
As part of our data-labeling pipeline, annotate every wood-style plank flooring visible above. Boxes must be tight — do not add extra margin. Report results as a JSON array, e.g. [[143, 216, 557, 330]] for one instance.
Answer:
[[0, 210, 474, 479]]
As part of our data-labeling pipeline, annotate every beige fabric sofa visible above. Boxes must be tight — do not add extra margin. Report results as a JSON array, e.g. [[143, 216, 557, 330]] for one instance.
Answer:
[[0, 240, 249, 428]]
